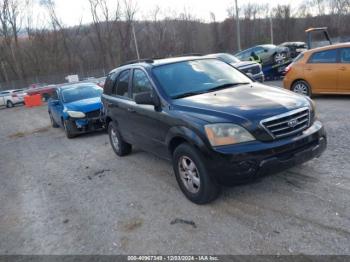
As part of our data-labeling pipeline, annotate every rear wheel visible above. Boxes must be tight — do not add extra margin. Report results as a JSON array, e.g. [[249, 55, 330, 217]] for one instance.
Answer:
[[108, 121, 132, 156], [292, 80, 311, 97], [6, 100, 14, 108], [173, 143, 220, 204], [49, 112, 59, 128]]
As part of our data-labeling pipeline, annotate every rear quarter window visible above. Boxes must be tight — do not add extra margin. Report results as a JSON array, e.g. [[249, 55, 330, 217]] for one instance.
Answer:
[[293, 53, 304, 63]]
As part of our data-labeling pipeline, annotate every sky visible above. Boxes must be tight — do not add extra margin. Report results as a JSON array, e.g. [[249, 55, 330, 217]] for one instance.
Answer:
[[33, 0, 305, 27]]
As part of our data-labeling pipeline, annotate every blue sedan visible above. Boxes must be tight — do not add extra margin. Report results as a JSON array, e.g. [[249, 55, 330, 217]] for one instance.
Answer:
[[48, 83, 104, 138]]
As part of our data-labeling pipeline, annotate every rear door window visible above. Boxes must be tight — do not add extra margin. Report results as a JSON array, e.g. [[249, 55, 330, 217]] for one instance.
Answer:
[[114, 70, 130, 98], [131, 69, 153, 99], [293, 53, 304, 63], [308, 49, 338, 63]]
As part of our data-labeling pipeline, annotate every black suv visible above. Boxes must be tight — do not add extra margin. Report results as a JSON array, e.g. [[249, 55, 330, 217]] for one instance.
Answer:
[[102, 57, 327, 204]]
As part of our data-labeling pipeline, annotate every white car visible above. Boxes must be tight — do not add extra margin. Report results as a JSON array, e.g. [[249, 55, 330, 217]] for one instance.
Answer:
[[0, 89, 27, 108]]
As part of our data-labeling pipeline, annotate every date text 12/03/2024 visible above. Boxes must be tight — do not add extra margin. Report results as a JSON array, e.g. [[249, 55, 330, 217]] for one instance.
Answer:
[[127, 256, 219, 261]]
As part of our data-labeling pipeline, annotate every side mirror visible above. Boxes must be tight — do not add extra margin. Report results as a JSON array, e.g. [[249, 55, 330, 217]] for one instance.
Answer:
[[264, 49, 268, 52], [246, 72, 253, 78], [50, 99, 59, 106], [134, 91, 160, 107]]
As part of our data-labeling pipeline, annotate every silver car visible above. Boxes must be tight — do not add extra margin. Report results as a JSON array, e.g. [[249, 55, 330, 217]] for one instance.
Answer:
[[235, 44, 290, 65]]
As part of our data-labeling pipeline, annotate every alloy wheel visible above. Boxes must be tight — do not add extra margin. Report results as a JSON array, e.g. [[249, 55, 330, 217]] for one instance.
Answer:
[[110, 128, 120, 151], [293, 83, 309, 95], [274, 53, 286, 63], [178, 156, 200, 194], [49, 113, 54, 125], [63, 121, 68, 132]]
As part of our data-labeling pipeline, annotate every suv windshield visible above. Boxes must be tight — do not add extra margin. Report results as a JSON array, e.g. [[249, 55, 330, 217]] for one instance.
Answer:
[[152, 59, 252, 99], [62, 84, 102, 103]]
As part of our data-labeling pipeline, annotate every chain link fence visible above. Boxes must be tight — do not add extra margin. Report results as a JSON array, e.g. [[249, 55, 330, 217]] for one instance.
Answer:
[[0, 68, 109, 91]]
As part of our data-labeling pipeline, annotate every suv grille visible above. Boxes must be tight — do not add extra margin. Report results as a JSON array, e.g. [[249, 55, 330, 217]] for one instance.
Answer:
[[86, 110, 101, 118], [260, 107, 310, 139], [241, 65, 261, 75]]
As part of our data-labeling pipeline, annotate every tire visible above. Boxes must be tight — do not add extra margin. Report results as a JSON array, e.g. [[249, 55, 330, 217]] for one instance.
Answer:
[[49, 112, 59, 128], [42, 93, 50, 102], [274, 52, 287, 64], [291, 80, 311, 97], [6, 100, 14, 108], [63, 119, 76, 139], [173, 143, 220, 204], [108, 121, 132, 156]]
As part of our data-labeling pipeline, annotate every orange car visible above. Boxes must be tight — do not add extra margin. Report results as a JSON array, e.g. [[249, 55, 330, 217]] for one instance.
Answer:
[[283, 43, 350, 96]]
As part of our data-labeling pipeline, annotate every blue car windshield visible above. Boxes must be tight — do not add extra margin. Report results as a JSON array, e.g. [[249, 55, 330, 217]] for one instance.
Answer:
[[152, 59, 252, 99], [62, 85, 103, 103]]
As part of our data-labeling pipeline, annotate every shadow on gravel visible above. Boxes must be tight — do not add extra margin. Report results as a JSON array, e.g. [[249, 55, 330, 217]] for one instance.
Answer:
[[69, 130, 107, 140], [8, 126, 51, 139]]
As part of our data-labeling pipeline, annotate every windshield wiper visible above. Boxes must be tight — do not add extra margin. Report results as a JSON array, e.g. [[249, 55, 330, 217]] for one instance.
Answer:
[[172, 82, 251, 99], [206, 82, 251, 92], [172, 91, 208, 99]]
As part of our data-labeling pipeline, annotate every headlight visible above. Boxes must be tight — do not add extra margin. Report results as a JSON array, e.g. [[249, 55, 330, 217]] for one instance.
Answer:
[[204, 123, 255, 147], [67, 110, 85, 118], [306, 97, 317, 120]]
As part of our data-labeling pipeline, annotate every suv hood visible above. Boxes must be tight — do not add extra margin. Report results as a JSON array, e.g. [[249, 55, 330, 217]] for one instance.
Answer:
[[64, 96, 102, 113], [172, 83, 309, 128]]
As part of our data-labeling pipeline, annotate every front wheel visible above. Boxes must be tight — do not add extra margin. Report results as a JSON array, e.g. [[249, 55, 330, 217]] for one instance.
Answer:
[[63, 119, 76, 139], [173, 143, 220, 204], [292, 80, 311, 97]]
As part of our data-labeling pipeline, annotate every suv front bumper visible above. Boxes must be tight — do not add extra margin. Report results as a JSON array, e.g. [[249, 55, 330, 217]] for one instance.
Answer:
[[206, 121, 327, 185], [253, 72, 265, 82]]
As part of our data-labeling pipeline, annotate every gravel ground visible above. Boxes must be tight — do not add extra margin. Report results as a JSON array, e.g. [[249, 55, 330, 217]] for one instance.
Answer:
[[0, 81, 349, 255]]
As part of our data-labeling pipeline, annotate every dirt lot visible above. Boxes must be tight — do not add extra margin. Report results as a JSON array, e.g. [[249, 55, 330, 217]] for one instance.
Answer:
[[0, 81, 349, 255]]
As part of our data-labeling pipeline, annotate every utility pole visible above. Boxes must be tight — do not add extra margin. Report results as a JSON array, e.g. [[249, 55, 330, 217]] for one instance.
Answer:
[[1, 61, 9, 84], [132, 23, 140, 60], [270, 15, 274, 44], [235, 0, 241, 51]]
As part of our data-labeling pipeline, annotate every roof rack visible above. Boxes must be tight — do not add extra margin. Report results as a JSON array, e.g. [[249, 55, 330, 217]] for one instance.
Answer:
[[119, 59, 154, 67], [118, 54, 204, 67], [179, 53, 203, 57], [151, 53, 204, 60]]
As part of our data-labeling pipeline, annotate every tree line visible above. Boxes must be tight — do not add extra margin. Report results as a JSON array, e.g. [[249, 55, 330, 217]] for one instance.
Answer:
[[1, 0, 350, 87]]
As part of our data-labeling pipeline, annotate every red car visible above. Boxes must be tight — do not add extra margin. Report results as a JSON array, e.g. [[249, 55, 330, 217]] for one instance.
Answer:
[[26, 84, 57, 101]]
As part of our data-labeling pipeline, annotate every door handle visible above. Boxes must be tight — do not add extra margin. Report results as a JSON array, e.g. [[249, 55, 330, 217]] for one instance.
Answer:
[[305, 68, 312, 71], [127, 108, 136, 113], [339, 67, 346, 71]]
